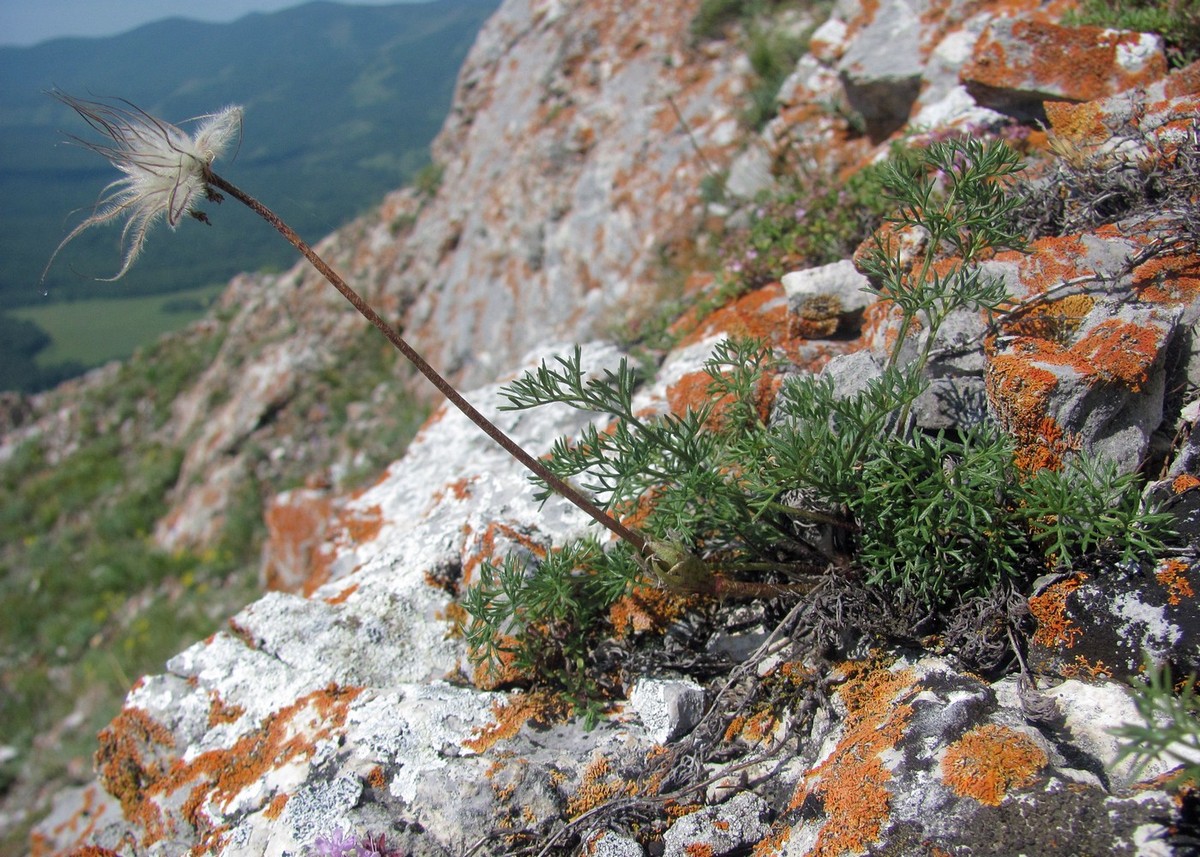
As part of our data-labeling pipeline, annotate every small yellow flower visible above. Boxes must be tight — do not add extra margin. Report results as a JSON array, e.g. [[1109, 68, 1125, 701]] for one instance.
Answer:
[[44, 92, 243, 281]]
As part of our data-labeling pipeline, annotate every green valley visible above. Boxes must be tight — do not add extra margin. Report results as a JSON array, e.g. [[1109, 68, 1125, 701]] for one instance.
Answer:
[[0, 0, 499, 391]]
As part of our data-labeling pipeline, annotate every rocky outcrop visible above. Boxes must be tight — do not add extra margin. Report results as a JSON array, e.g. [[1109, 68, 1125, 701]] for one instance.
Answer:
[[25, 0, 1200, 855], [155, 0, 751, 551], [35, 307, 1200, 855]]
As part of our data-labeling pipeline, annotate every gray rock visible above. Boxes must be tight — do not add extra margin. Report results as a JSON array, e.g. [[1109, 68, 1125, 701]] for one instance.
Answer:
[[962, 17, 1165, 121], [663, 793, 771, 857], [585, 831, 645, 857], [630, 678, 706, 743], [1045, 304, 1180, 474], [1027, 562, 1200, 682], [1044, 679, 1191, 791], [837, 0, 927, 137], [820, 349, 884, 400], [725, 145, 775, 201], [778, 656, 1181, 856], [782, 259, 873, 315]]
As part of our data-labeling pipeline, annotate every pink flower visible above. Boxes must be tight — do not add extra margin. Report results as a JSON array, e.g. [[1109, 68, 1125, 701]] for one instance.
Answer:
[[311, 827, 357, 857]]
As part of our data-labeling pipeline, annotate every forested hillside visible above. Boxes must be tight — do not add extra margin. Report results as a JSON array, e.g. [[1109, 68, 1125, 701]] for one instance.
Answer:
[[0, 0, 498, 391]]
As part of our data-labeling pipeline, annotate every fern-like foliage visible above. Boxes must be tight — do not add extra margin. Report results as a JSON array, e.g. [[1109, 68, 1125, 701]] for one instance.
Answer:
[[463, 137, 1177, 699]]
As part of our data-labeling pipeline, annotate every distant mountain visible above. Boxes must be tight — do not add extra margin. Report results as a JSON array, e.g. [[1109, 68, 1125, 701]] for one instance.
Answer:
[[0, 0, 500, 309]]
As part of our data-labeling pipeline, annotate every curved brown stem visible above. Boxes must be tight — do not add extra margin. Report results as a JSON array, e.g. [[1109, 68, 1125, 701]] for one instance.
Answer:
[[205, 169, 647, 554], [712, 575, 822, 600]]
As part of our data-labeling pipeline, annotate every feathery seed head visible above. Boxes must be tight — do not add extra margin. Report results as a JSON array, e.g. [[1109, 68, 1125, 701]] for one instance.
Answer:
[[43, 92, 243, 281]]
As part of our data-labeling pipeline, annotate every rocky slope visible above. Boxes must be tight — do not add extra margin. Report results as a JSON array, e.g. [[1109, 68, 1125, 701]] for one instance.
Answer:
[[159, 0, 759, 554], [13, 0, 1200, 854], [2, 0, 755, 845]]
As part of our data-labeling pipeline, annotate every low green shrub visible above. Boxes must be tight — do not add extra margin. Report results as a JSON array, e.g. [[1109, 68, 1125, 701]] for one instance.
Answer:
[[691, 0, 758, 40], [413, 160, 444, 198], [463, 138, 1174, 702]]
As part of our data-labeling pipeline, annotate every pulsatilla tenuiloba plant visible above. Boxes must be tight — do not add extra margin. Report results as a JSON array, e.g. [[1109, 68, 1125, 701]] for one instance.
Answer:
[[44, 96, 1172, 708], [464, 136, 1173, 695], [43, 91, 660, 564]]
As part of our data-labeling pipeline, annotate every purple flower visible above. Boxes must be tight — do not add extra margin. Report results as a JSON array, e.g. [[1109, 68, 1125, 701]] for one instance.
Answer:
[[360, 832, 399, 857], [311, 827, 357, 857]]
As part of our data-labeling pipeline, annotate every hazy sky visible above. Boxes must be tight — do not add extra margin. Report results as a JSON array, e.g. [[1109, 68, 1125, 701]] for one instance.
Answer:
[[0, 0, 432, 47]]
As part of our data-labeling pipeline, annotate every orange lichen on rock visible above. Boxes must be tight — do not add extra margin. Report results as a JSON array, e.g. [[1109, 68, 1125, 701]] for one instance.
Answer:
[[1000, 235, 1093, 301], [565, 753, 638, 818], [462, 691, 570, 753], [341, 503, 384, 545], [261, 490, 333, 594], [674, 283, 809, 362], [1061, 654, 1116, 680], [461, 520, 548, 588], [665, 362, 782, 434], [1132, 252, 1200, 306], [724, 708, 780, 745], [262, 793, 289, 820], [181, 685, 360, 830], [206, 692, 246, 729], [324, 583, 359, 605], [94, 708, 177, 841], [986, 354, 1075, 471], [752, 827, 794, 857], [1029, 574, 1087, 648], [29, 785, 112, 857], [775, 660, 816, 687], [469, 632, 534, 691], [609, 587, 693, 637], [1173, 474, 1200, 494], [963, 19, 1167, 103], [1156, 559, 1195, 607], [96, 685, 361, 847], [1069, 319, 1163, 391], [787, 663, 918, 856], [666, 370, 724, 421], [365, 765, 389, 790], [940, 724, 1047, 806], [1044, 100, 1112, 147], [299, 502, 386, 596], [1001, 293, 1094, 344], [430, 476, 477, 507]]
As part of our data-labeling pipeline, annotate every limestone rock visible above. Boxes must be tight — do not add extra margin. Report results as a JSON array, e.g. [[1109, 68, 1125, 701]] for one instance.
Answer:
[[1028, 564, 1200, 682], [261, 487, 334, 593], [24, 0, 1200, 855], [836, 0, 926, 138], [584, 831, 645, 856], [629, 678, 706, 744], [782, 259, 873, 318], [662, 792, 771, 857], [763, 656, 1179, 856], [985, 231, 1190, 475], [962, 18, 1167, 121]]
